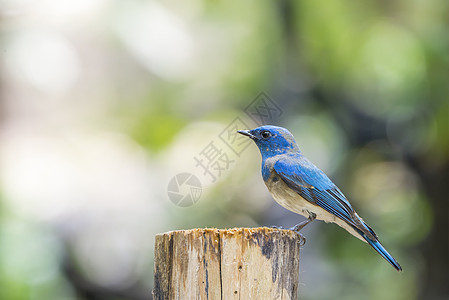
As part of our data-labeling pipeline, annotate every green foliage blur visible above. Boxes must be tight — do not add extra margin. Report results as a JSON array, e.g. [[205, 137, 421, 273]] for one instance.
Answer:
[[0, 0, 447, 299]]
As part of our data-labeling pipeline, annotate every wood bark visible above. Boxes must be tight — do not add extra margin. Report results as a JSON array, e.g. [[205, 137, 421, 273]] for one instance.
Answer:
[[153, 227, 303, 300]]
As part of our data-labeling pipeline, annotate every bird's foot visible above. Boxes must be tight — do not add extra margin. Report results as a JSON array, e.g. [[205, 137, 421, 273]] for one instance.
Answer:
[[271, 225, 306, 245], [289, 222, 308, 232], [297, 233, 306, 246], [270, 225, 285, 230], [289, 213, 316, 232]]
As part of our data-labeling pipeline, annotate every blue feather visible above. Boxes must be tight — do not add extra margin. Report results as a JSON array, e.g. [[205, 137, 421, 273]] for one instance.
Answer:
[[273, 156, 357, 226], [363, 234, 403, 271]]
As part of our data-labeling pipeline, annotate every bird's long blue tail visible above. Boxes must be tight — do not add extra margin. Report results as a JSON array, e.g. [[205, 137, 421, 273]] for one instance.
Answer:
[[362, 233, 402, 271]]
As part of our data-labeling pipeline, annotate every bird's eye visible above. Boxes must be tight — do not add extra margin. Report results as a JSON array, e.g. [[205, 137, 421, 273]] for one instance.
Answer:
[[261, 131, 271, 139]]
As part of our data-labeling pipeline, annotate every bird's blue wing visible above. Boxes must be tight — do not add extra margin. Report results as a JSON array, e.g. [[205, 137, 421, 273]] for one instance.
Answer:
[[272, 155, 400, 270], [273, 156, 358, 227]]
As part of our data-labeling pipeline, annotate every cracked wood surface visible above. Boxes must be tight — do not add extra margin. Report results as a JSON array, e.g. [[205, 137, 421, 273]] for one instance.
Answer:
[[153, 227, 303, 300]]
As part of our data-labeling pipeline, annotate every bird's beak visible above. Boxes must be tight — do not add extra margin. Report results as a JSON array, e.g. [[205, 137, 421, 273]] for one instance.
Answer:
[[237, 130, 255, 139]]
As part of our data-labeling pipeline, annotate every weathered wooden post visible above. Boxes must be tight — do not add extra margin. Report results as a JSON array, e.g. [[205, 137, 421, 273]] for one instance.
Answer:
[[153, 227, 303, 300]]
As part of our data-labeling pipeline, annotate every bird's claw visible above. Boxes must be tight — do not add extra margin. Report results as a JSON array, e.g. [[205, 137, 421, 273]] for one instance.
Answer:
[[297, 234, 306, 246], [271, 225, 306, 245], [270, 225, 285, 230], [289, 215, 315, 232], [289, 224, 304, 232], [288, 224, 307, 246]]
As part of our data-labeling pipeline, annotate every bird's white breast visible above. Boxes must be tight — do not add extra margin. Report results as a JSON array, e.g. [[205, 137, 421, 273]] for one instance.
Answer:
[[265, 173, 334, 221]]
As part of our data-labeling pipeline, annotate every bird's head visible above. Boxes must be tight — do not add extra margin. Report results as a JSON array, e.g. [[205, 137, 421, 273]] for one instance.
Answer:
[[238, 125, 300, 158]]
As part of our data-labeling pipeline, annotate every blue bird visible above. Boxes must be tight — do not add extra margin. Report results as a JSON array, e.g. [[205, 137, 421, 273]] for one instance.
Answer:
[[238, 125, 402, 271]]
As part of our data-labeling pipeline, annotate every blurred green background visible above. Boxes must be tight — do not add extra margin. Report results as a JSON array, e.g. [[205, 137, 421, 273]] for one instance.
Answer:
[[0, 0, 448, 299]]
